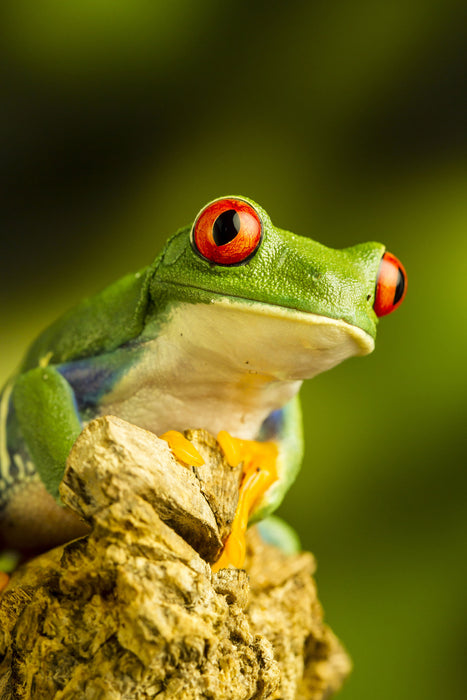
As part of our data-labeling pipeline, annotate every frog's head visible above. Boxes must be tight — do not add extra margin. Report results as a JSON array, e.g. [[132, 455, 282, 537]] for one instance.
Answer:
[[150, 196, 406, 381]]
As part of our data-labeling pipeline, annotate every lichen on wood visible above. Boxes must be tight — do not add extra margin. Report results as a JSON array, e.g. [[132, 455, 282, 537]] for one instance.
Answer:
[[0, 416, 351, 699]]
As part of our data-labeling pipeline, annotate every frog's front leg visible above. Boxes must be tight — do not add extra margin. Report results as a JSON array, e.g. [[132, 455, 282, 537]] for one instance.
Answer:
[[0, 366, 88, 554], [212, 396, 304, 572], [13, 366, 83, 501]]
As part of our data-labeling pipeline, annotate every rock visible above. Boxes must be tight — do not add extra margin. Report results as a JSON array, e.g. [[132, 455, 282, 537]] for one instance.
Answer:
[[60, 416, 231, 562], [0, 416, 351, 699], [184, 428, 243, 543]]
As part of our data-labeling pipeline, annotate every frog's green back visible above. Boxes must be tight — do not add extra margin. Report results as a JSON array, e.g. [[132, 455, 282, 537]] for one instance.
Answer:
[[20, 266, 154, 371]]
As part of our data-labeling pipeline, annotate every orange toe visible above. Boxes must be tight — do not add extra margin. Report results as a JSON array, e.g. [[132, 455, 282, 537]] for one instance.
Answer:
[[160, 430, 205, 467], [212, 432, 278, 572]]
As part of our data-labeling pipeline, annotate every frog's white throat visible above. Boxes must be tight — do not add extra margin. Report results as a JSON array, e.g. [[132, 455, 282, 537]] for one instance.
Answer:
[[102, 298, 374, 440]]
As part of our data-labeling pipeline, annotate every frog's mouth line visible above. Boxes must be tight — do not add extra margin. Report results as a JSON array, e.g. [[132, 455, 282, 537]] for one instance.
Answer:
[[158, 279, 375, 357]]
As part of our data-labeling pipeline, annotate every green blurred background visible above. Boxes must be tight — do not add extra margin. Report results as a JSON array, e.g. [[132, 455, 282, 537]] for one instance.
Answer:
[[1, 1, 466, 698]]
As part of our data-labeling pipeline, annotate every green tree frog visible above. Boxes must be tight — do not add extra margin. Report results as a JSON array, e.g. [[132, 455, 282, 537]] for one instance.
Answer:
[[0, 196, 406, 572]]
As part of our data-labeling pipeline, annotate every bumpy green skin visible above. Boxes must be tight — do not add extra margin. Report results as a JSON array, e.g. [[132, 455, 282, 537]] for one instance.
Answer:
[[20, 196, 384, 369], [150, 198, 384, 338], [1, 196, 385, 554]]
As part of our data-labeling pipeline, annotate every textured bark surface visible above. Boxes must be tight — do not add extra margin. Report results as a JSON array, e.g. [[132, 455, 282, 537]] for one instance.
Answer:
[[0, 416, 351, 699]]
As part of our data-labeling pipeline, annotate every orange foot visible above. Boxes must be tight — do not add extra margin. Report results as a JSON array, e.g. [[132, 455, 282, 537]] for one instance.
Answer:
[[159, 430, 205, 467], [212, 431, 278, 572], [0, 572, 9, 594]]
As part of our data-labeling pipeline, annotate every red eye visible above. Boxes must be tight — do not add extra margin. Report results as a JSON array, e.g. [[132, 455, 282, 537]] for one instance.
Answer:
[[374, 251, 407, 317], [191, 197, 262, 265]]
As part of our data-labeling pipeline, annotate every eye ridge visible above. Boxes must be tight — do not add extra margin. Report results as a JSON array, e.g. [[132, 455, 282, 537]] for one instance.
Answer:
[[212, 209, 241, 247]]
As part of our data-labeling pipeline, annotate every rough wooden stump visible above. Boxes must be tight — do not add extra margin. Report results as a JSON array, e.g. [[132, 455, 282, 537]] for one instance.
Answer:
[[0, 416, 351, 699]]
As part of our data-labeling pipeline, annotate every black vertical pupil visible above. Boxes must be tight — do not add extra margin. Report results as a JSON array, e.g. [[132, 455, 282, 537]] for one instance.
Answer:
[[212, 209, 241, 246], [393, 267, 405, 305]]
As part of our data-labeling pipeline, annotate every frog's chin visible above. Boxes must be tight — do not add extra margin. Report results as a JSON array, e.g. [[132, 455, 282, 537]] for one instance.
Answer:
[[171, 297, 375, 382], [102, 297, 375, 441]]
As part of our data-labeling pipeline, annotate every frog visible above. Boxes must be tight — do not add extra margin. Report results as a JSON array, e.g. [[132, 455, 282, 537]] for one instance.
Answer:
[[0, 196, 407, 577]]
